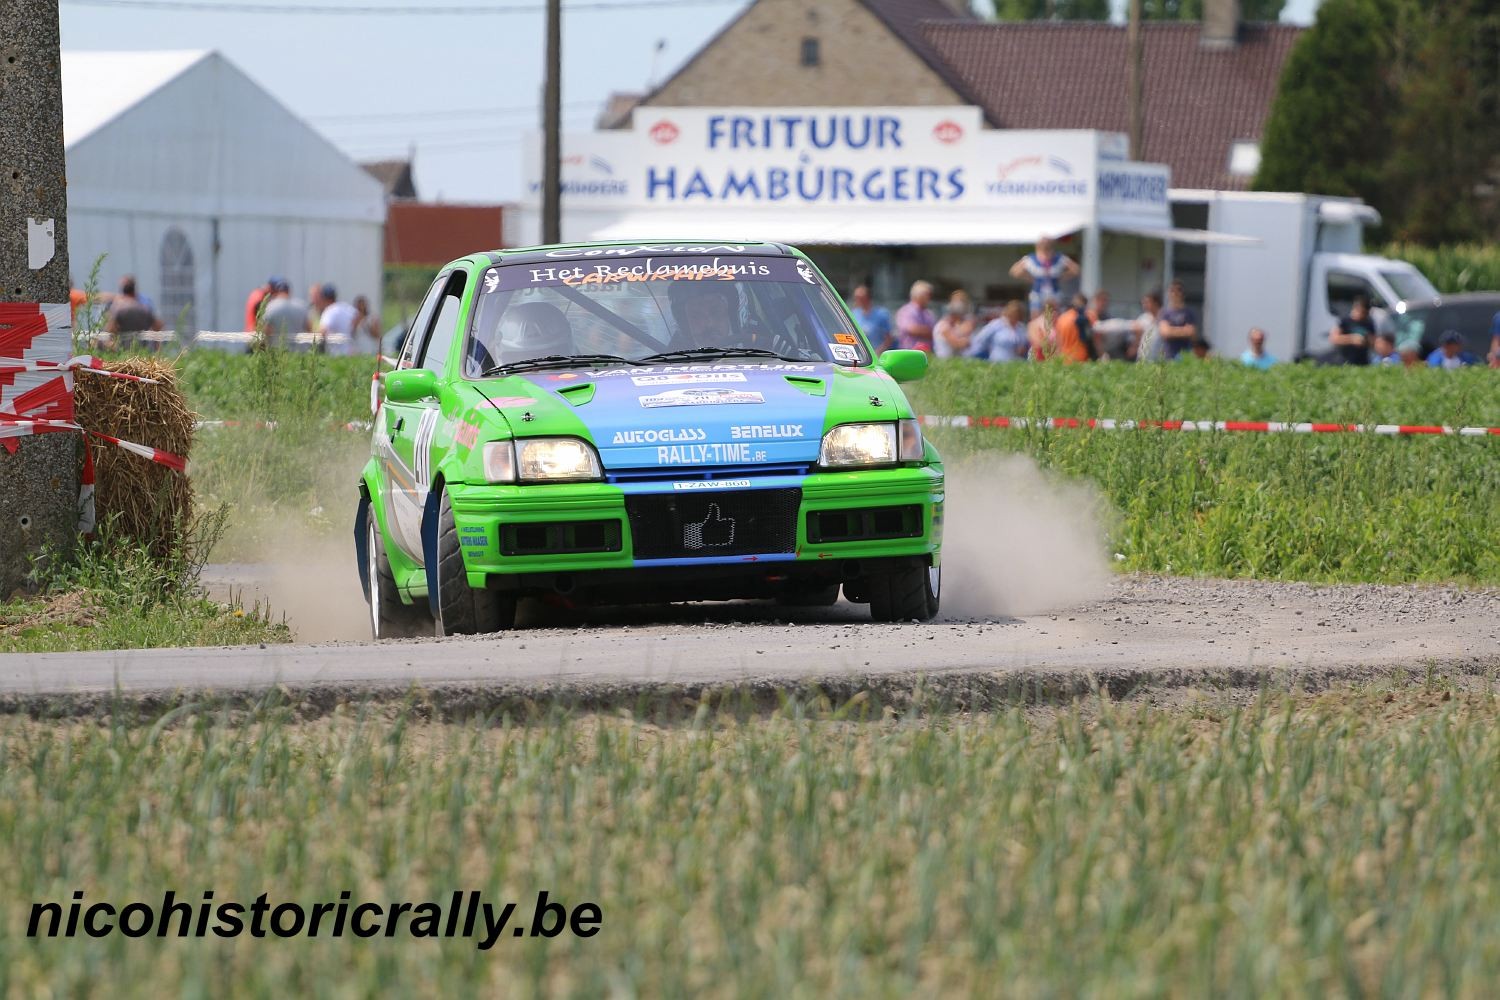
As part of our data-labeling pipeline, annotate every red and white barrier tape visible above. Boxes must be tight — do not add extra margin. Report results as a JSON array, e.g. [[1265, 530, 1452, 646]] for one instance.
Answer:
[[0, 414, 188, 472], [0, 355, 159, 383], [922, 415, 1500, 437], [193, 419, 371, 432]]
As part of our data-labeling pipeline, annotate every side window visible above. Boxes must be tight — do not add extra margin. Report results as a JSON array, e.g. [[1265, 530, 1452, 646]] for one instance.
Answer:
[[420, 272, 468, 374], [1326, 272, 1381, 317], [398, 275, 447, 369]]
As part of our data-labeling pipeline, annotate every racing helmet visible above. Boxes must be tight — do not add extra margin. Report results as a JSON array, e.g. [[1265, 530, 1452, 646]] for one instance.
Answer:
[[495, 301, 574, 364], [666, 280, 740, 347]]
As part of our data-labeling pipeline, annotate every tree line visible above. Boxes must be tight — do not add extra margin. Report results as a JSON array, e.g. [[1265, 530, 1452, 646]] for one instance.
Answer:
[[1254, 0, 1500, 243]]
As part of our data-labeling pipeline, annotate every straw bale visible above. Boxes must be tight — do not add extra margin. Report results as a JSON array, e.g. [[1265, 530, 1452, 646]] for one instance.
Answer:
[[72, 357, 195, 560]]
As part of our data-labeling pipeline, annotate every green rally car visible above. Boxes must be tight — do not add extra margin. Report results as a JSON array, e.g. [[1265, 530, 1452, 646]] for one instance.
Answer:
[[355, 241, 944, 637]]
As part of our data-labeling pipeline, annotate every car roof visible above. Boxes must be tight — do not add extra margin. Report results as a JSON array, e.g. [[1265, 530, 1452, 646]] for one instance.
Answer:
[[449, 240, 798, 270]]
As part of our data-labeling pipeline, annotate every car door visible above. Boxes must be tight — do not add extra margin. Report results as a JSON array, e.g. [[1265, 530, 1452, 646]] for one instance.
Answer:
[[388, 270, 470, 561], [381, 274, 446, 559]]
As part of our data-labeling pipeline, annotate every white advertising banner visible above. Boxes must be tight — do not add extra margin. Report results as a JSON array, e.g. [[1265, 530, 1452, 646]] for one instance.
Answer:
[[521, 106, 1171, 245]]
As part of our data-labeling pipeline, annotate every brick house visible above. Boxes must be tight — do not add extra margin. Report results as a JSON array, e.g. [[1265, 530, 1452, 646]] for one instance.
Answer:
[[614, 0, 1299, 192]]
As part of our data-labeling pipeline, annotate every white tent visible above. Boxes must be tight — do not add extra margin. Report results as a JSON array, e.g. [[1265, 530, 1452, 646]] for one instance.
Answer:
[[62, 50, 386, 332]]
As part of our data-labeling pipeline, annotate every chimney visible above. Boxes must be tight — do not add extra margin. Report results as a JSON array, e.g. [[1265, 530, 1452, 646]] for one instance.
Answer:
[[1202, 0, 1240, 49]]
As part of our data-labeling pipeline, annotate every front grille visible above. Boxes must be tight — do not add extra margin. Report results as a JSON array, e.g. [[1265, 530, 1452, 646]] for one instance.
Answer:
[[807, 505, 923, 544], [500, 520, 623, 556], [626, 488, 801, 559]]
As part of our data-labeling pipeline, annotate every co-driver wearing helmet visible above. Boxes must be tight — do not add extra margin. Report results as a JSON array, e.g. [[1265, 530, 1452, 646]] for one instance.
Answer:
[[665, 280, 795, 357]]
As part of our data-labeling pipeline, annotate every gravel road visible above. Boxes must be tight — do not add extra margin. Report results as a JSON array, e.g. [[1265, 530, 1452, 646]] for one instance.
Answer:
[[2, 576, 1495, 710]]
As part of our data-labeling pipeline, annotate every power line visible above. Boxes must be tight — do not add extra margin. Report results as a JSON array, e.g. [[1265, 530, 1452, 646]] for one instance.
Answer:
[[61, 0, 741, 14]]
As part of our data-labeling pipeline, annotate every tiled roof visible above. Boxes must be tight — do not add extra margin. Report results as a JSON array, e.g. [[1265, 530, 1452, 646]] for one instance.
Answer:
[[858, 0, 983, 108], [918, 21, 1303, 189]]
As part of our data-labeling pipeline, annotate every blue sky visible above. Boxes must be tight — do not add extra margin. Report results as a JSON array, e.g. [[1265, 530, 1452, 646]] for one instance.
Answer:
[[59, 0, 1321, 204]]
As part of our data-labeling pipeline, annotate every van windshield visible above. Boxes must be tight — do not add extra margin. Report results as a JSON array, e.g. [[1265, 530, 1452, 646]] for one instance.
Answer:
[[462, 254, 867, 377], [1382, 269, 1438, 304]]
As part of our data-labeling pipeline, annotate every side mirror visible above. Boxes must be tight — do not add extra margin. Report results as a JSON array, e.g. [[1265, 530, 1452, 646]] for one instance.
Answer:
[[384, 368, 439, 403], [876, 349, 928, 383]]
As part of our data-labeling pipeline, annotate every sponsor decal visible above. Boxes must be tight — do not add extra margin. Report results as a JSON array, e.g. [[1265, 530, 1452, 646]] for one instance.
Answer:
[[459, 525, 489, 548], [933, 119, 964, 144], [649, 120, 680, 145], [630, 372, 747, 386], [544, 243, 752, 259], [829, 343, 860, 363], [795, 260, 817, 284], [656, 443, 768, 464], [483, 269, 500, 293], [508, 255, 794, 289], [730, 423, 803, 440], [639, 387, 766, 408], [483, 395, 538, 407], [612, 427, 708, 444], [833, 332, 859, 345], [453, 420, 480, 448], [673, 479, 753, 491], [548, 373, 581, 381], [593, 363, 817, 378], [536, 257, 773, 288]]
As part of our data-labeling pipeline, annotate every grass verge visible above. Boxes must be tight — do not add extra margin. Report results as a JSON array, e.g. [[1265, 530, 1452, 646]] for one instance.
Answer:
[[2, 685, 1498, 995], [0, 520, 288, 654]]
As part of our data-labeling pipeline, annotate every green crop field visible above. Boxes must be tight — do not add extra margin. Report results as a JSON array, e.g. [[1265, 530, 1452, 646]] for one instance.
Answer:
[[4, 687, 1499, 996]]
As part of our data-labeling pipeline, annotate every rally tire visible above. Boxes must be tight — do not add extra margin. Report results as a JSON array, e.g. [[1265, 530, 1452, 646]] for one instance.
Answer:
[[868, 561, 939, 623], [367, 514, 432, 639], [434, 489, 516, 637]]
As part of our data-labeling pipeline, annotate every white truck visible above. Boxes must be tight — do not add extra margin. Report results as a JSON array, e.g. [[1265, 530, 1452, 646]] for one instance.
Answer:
[[1170, 191, 1438, 362]]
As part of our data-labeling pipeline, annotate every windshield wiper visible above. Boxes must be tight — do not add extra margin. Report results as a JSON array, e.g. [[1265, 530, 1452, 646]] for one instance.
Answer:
[[635, 346, 795, 364], [481, 354, 638, 378]]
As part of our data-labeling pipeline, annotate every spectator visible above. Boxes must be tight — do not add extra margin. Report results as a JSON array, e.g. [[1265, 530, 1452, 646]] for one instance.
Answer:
[[1157, 281, 1199, 359], [307, 283, 328, 332], [103, 275, 161, 350], [1239, 327, 1276, 369], [1426, 329, 1479, 369], [1190, 335, 1212, 360], [849, 285, 894, 354], [1026, 294, 1063, 360], [352, 296, 383, 356], [1490, 308, 1500, 368], [894, 281, 936, 353], [1325, 294, 1376, 366], [1009, 236, 1079, 317], [933, 290, 977, 359], [1398, 335, 1424, 368], [1371, 331, 1401, 366], [1133, 289, 1165, 362], [1049, 293, 1093, 363], [1088, 290, 1123, 360], [259, 279, 309, 349], [315, 283, 358, 356], [969, 300, 1028, 362], [245, 277, 277, 332]]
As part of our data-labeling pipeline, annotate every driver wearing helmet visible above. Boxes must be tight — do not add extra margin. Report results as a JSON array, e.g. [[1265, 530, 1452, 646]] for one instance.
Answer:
[[664, 279, 792, 356], [470, 301, 575, 374]]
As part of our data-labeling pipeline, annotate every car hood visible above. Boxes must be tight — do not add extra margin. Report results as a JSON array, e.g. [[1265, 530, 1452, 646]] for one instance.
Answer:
[[475, 361, 902, 471]]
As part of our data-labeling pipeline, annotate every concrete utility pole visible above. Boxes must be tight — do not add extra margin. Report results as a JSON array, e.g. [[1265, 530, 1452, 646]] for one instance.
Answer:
[[0, 0, 78, 596], [541, 0, 562, 244], [1127, 0, 1144, 160]]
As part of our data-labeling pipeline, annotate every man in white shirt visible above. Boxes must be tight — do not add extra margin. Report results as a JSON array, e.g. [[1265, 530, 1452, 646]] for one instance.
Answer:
[[314, 283, 357, 356]]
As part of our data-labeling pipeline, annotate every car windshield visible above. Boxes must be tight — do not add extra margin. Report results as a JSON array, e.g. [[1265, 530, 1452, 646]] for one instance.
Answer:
[[463, 253, 868, 377], [1382, 269, 1438, 304]]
